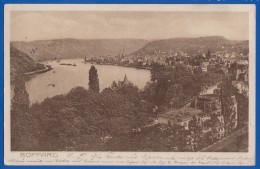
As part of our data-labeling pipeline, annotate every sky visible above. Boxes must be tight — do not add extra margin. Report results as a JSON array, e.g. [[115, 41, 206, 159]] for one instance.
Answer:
[[10, 11, 249, 41]]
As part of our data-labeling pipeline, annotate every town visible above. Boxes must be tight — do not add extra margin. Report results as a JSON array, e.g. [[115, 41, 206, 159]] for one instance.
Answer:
[[85, 46, 249, 152]]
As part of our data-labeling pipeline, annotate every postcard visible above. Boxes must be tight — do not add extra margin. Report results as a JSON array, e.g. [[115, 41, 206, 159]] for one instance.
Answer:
[[4, 4, 256, 165]]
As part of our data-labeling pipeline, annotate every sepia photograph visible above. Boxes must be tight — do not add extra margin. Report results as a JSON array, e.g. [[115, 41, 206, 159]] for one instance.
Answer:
[[4, 4, 255, 165]]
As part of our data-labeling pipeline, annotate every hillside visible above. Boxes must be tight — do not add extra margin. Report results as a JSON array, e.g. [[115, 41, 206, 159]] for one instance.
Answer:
[[132, 36, 249, 56], [11, 39, 148, 62], [10, 45, 45, 81]]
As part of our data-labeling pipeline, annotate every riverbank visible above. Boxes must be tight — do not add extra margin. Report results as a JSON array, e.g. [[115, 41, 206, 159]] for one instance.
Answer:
[[85, 61, 152, 70], [22, 65, 52, 76]]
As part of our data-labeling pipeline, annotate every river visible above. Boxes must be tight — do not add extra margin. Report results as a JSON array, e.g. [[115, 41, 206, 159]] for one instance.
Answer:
[[25, 59, 151, 103]]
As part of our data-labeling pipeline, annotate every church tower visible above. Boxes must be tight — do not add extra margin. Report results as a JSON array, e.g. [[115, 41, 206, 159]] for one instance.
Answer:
[[123, 74, 130, 85]]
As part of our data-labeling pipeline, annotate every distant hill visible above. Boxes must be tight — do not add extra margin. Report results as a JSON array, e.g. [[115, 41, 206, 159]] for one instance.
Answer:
[[11, 39, 148, 62], [132, 36, 249, 56], [10, 45, 45, 81]]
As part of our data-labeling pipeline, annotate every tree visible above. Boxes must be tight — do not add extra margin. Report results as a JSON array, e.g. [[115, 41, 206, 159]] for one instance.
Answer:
[[154, 79, 170, 106], [236, 93, 248, 127], [229, 62, 237, 74], [166, 84, 183, 108], [12, 76, 29, 111], [209, 113, 221, 140], [206, 49, 211, 59], [88, 65, 100, 92], [220, 78, 238, 135], [11, 76, 34, 150], [111, 81, 118, 91], [150, 63, 167, 83], [142, 82, 156, 103], [150, 63, 202, 105], [188, 115, 204, 151]]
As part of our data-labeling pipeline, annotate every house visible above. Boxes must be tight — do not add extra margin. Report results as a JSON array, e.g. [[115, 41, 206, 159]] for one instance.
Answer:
[[175, 115, 193, 130], [157, 114, 176, 126], [232, 80, 249, 97], [201, 62, 209, 72], [236, 68, 248, 81], [120, 58, 127, 63], [236, 60, 249, 81], [128, 59, 134, 64], [157, 59, 167, 66], [208, 60, 216, 70], [190, 94, 222, 115], [157, 106, 203, 129], [137, 58, 144, 62], [189, 94, 225, 136], [237, 60, 249, 65], [237, 70, 249, 82]]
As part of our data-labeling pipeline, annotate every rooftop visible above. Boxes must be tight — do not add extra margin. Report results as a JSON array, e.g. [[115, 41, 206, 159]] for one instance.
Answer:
[[237, 60, 249, 65], [232, 80, 248, 88], [159, 105, 203, 119], [197, 94, 220, 102], [176, 115, 192, 122]]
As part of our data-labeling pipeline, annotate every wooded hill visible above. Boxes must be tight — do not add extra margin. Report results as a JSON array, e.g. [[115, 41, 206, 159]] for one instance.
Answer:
[[132, 36, 249, 56], [11, 39, 148, 61], [10, 45, 45, 81]]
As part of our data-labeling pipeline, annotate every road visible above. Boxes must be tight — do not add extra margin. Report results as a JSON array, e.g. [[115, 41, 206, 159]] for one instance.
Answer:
[[199, 126, 248, 152]]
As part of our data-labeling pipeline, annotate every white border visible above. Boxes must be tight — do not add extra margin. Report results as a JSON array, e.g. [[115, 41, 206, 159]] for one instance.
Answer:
[[4, 4, 256, 166]]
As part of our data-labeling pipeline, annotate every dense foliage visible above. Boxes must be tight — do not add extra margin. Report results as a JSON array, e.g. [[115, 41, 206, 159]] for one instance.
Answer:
[[12, 78, 157, 151], [147, 63, 222, 107]]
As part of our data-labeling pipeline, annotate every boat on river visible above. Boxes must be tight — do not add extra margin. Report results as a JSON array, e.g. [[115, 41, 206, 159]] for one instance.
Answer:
[[60, 63, 77, 66], [48, 84, 55, 87]]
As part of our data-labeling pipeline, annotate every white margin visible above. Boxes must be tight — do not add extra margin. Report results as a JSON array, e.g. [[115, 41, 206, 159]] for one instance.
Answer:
[[4, 4, 256, 166]]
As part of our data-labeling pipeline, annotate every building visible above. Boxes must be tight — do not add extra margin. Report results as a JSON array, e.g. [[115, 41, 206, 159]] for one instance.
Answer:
[[118, 75, 131, 87], [236, 60, 249, 82], [190, 94, 225, 137], [158, 93, 237, 139], [158, 114, 176, 126], [175, 115, 193, 130], [157, 59, 167, 66], [201, 62, 209, 72], [236, 68, 249, 82], [232, 80, 249, 97], [208, 60, 216, 70], [128, 59, 134, 64], [157, 106, 203, 129], [190, 94, 222, 115]]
